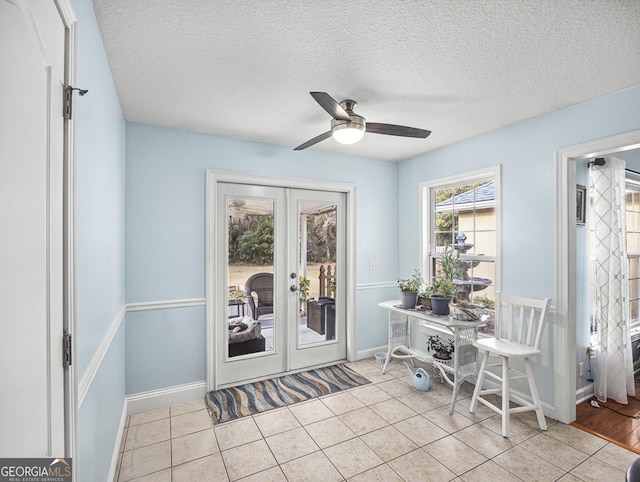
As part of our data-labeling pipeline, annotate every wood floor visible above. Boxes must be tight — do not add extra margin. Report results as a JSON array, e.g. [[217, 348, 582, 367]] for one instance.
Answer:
[[573, 376, 640, 454]]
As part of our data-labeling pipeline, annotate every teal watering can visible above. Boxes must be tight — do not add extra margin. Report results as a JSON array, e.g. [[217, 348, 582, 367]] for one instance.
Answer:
[[404, 362, 430, 392]]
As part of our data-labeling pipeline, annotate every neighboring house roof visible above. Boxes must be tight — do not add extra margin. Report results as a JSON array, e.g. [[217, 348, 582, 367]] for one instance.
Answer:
[[436, 181, 495, 211]]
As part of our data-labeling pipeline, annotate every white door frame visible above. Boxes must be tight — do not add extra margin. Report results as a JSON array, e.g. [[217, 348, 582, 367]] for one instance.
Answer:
[[205, 171, 356, 391], [555, 129, 640, 424], [57, 0, 78, 463]]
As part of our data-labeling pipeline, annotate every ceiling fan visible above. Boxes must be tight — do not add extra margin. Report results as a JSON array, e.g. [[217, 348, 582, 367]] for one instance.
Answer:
[[294, 92, 431, 151]]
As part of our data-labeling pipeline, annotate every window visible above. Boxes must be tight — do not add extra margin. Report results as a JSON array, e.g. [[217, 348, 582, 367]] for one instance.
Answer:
[[626, 183, 640, 326], [421, 167, 500, 335]]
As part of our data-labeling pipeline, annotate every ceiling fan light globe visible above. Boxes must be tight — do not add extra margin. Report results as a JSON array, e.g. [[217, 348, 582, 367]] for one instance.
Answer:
[[332, 125, 365, 144], [331, 114, 366, 145]]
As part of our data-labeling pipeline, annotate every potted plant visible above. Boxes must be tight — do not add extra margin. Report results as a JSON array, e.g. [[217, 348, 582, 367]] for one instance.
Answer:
[[327, 279, 336, 298], [228, 285, 245, 301], [419, 285, 433, 311], [299, 276, 311, 315], [438, 245, 462, 281], [426, 335, 455, 360], [398, 269, 424, 309], [430, 279, 459, 315], [228, 285, 247, 317], [429, 247, 461, 315]]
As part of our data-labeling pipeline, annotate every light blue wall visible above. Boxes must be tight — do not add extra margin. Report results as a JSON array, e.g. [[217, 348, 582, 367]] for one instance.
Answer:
[[124, 123, 399, 392], [626, 149, 640, 167], [72, 0, 126, 480], [77, 326, 125, 482], [398, 85, 640, 405], [74, 0, 126, 377], [125, 307, 205, 394]]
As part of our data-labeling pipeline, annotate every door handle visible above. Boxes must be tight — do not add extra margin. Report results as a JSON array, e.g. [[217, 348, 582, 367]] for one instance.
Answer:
[[290, 285, 299, 292]]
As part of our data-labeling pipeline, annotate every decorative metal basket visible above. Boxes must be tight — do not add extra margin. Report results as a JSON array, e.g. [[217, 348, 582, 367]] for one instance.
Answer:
[[450, 303, 484, 321]]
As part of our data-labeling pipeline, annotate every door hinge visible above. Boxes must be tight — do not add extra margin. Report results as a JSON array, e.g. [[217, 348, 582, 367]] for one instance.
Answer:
[[63, 333, 72, 367], [64, 87, 73, 120], [64, 86, 89, 120]]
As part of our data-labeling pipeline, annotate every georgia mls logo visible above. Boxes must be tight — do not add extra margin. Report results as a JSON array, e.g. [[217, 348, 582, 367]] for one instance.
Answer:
[[0, 458, 72, 482], [49, 459, 72, 475]]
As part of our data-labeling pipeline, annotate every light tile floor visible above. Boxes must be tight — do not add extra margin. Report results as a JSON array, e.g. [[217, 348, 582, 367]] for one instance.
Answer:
[[115, 357, 638, 481]]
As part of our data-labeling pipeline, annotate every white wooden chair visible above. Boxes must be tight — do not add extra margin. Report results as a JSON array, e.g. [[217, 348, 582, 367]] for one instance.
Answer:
[[469, 294, 551, 437]]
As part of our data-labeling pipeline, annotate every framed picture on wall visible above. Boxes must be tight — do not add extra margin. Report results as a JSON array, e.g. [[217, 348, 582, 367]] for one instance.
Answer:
[[576, 185, 586, 225]]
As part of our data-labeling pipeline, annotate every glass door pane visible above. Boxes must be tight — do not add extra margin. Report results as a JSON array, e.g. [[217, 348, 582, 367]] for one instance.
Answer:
[[298, 202, 337, 346], [227, 197, 275, 357]]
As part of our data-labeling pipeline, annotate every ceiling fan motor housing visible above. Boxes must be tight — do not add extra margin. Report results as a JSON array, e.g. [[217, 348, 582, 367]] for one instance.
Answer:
[[331, 100, 366, 144], [331, 114, 366, 130]]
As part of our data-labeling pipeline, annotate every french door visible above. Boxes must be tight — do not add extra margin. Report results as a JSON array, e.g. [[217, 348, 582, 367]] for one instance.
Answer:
[[213, 182, 346, 386]]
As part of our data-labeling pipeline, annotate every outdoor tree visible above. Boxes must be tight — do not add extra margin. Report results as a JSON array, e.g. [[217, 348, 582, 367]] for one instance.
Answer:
[[306, 212, 336, 262], [228, 210, 337, 266], [228, 215, 274, 264]]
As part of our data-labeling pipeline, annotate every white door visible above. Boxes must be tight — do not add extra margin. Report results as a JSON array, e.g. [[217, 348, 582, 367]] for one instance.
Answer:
[[214, 183, 346, 386], [287, 189, 347, 370], [0, 0, 70, 456]]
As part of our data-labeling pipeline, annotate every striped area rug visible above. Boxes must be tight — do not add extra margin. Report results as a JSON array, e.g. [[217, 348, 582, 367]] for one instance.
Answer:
[[206, 364, 370, 424]]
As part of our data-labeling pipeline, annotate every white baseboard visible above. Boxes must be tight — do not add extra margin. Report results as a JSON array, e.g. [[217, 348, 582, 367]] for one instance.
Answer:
[[576, 383, 595, 404], [356, 345, 388, 361], [108, 400, 127, 482], [126, 381, 207, 415]]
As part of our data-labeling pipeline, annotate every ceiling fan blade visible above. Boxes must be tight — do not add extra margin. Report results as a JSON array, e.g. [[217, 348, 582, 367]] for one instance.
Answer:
[[366, 122, 431, 138], [310, 92, 351, 121], [293, 131, 333, 151]]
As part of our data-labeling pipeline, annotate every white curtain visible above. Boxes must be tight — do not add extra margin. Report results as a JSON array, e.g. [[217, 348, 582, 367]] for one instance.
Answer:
[[591, 156, 634, 404]]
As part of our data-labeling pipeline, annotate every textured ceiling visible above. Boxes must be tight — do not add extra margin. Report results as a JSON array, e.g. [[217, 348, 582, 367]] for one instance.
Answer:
[[92, 0, 640, 162]]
